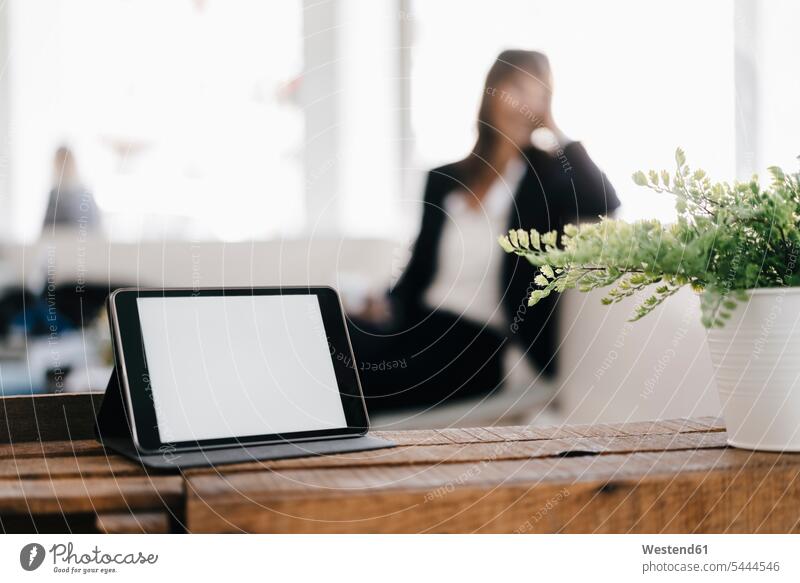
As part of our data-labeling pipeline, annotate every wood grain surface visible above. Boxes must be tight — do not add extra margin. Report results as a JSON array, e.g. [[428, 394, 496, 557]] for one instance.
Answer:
[[96, 511, 172, 534], [182, 416, 800, 533], [0, 393, 181, 533], [3, 398, 799, 534], [0, 393, 103, 443]]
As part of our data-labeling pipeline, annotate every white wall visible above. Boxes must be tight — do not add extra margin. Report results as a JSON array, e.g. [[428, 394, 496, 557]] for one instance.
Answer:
[[0, 2, 10, 235], [301, 0, 403, 239], [756, 0, 800, 174]]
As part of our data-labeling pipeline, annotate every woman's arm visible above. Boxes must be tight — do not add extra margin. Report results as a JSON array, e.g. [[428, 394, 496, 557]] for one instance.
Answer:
[[388, 170, 451, 320], [560, 142, 620, 219], [541, 103, 619, 219]]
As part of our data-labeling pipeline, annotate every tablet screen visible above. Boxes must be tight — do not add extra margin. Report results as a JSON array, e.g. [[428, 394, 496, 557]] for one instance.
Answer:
[[136, 294, 348, 443]]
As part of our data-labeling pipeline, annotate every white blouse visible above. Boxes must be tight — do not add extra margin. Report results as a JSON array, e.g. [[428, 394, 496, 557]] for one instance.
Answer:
[[424, 157, 538, 388]]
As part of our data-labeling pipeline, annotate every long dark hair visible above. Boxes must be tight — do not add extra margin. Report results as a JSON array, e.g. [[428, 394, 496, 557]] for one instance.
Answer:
[[458, 50, 552, 192]]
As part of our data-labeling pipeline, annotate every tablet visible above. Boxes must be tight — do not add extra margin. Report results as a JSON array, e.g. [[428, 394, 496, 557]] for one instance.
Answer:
[[108, 287, 369, 453]]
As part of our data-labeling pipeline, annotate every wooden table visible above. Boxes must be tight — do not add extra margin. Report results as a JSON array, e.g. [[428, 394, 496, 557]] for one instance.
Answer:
[[0, 393, 182, 533], [3, 394, 800, 533]]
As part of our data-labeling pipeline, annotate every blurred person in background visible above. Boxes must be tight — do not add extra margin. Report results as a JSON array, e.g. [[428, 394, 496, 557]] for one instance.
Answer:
[[348, 50, 619, 414], [42, 146, 101, 233]]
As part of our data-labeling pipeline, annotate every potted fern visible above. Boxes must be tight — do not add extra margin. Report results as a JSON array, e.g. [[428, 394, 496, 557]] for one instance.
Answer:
[[500, 149, 800, 451]]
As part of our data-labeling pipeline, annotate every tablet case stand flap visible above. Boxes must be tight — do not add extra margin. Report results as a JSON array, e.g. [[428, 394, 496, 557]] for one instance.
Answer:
[[94, 369, 394, 471], [95, 369, 134, 441]]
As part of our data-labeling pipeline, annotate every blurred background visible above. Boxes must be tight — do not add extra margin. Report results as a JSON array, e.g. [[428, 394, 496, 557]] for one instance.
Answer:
[[0, 0, 797, 428]]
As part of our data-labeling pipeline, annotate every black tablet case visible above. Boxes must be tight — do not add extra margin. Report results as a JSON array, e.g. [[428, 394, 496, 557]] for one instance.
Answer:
[[94, 371, 394, 470]]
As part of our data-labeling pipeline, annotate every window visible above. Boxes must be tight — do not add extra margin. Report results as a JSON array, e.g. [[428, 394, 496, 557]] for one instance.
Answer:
[[753, 0, 800, 174], [408, 0, 736, 222], [2, 1, 796, 242], [7, 0, 303, 241]]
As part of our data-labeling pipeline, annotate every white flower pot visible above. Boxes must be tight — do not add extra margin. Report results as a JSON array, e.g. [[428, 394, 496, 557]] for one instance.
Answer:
[[706, 287, 800, 451]]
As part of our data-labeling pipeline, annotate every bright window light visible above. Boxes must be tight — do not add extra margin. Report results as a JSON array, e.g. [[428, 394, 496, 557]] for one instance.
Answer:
[[10, 0, 303, 241], [409, 0, 735, 222]]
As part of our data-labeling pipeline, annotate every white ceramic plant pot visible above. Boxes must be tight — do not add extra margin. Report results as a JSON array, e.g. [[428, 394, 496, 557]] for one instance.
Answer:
[[706, 288, 800, 451]]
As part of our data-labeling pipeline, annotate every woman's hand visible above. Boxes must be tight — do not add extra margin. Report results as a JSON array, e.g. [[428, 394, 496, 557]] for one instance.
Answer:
[[354, 294, 392, 324], [540, 96, 570, 147]]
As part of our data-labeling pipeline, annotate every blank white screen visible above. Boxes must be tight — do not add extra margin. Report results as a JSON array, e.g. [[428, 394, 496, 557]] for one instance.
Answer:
[[136, 294, 347, 443]]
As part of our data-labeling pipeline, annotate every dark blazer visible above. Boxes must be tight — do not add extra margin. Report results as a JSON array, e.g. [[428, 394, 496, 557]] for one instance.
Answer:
[[390, 142, 620, 378]]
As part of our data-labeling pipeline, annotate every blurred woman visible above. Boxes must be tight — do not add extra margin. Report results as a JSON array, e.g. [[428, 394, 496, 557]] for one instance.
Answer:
[[348, 50, 619, 414], [43, 146, 101, 233]]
